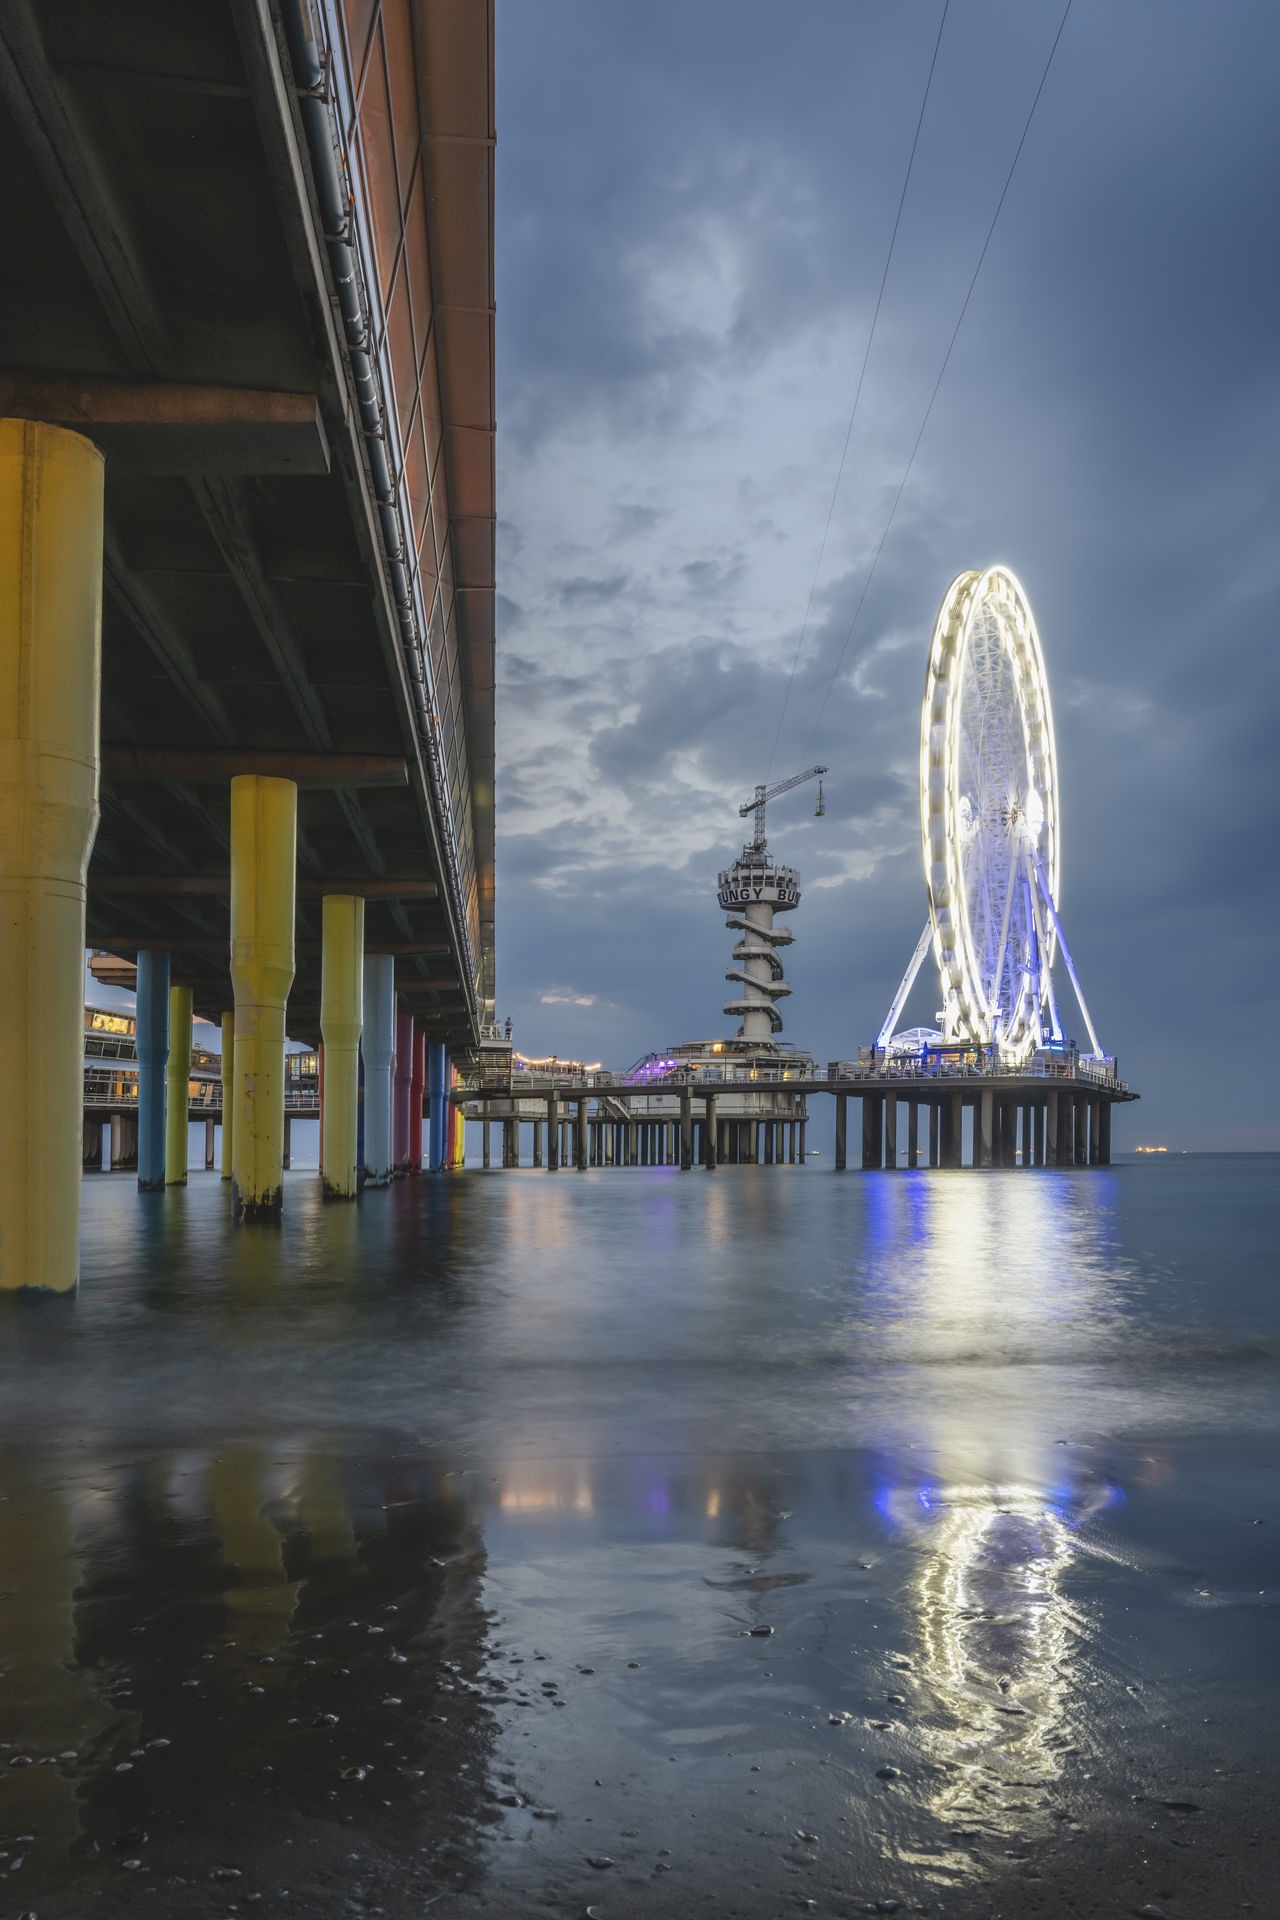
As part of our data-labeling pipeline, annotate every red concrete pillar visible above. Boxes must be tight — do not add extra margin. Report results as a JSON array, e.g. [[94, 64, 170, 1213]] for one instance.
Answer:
[[393, 1011, 413, 1174], [409, 1028, 426, 1172]]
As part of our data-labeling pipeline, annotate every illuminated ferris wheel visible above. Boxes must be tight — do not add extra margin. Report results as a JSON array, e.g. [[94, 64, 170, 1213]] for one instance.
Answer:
[[879, 566, 1103, 1064]]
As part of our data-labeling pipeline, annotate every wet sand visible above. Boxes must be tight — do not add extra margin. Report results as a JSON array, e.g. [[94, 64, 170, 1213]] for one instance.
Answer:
[[0, 1157, 1276, 1917]]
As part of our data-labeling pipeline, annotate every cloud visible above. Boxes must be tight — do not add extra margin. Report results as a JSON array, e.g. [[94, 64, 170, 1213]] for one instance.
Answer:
[[492, 0, 1280, 1141]]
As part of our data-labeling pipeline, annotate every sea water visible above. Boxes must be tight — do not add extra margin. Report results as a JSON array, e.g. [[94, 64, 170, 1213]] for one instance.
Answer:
[[0, 1155, 1275, 1916]]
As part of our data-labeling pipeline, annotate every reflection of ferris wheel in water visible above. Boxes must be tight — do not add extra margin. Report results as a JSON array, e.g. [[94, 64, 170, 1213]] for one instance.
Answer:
[[880, 566, 1103, 1065]]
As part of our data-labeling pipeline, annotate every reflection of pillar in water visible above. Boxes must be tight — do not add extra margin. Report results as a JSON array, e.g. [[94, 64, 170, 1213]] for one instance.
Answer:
[[0, 1456, 105, 1858], [208, 1450, 300, 1654]]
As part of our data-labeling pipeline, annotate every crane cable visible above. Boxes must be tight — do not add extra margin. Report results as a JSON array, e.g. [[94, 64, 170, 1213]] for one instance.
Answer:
[[791, 0, 1076, 780], [765, 0, 951, 781]]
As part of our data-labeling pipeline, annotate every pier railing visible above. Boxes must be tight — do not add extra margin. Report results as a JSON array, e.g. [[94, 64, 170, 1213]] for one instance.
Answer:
[[457, 1054, 1127, 1097]]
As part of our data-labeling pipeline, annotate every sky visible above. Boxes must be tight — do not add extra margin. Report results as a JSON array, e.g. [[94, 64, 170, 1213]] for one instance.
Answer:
[[492, 0, 1280, 1149]]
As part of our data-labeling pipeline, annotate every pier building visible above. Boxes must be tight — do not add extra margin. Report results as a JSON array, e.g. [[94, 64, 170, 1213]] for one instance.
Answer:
[[1, 0, 495, 1283]]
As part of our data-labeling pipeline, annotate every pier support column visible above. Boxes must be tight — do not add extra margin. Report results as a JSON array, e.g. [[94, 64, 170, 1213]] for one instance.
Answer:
[[135, 950, 170, 1191], [1034, 1099, 1045, 1167], [941, 1092, 962, 1168], [230, 776, 297, 1222], [1098, 1099, 1111, 1165], [410, 1031, 426, 1172], [628, 1117, 639, 1165], [110, 1112, 123, 1169], [220, 1010, 235, 1178], [680, 1091, 692, 1170], [533, 1118, 543, 1167], [392, 1012, 413, 1174], [1046, 1091, 1060, 1164], [547, 1095, 559, 1171], [426, 1044, 446, 1171], [1088, 1098, 1101, 1166], [165, 984, 192, 1186], [977, 1091, 993, 1169], [799, 1113, 807, 1161], [359, 952, 395, 1190], [862, 1094, 883, 1170], [0, 420, 102, 1289], [576, 1099, 588, 1170], [482, 1122, 490, 1169], [907, 1100, 919, 1169], [704, 1094, 718, 1169], [884, 1097, 898, 1169], [283, 1114, 292, 1170], [1075, 1096, 1089, 1167], [928, 1102, 939, 1167], [205, 1116, 216, 1169], [320, 895, 363, 1199], [503, 1116, 516, 1168], [834, 1092, 847, 1172]]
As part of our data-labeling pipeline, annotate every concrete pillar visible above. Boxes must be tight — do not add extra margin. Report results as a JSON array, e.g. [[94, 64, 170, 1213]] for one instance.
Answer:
[[704, 1094, 718, 1169], [576, 1098, 588, 1170], [547, 1095, 559, 1171], [533, 1118, 543, 1167], [205, 1116, 216, 1169], [680, 1090, 693, 1171], [1088, 1098, 1101, 1166], [941, 1092, 962, 1168], [1056, 1092, 1071, 1167], [219, 1010, 236, 1178], [110, 1111, 123, 1169], [977, 1090, 993, 1168], [135, 951, 170, 1191], [230, 775, 297, 1221], [1002, 1100, 1018, 1169], [861, 1094, 883, 1171], [1047, 1090, 1060, 1164], [410, 1030, 426, 1171], [907, 1100, 919, 1169], [426, 1043, 446, 1171], [884, 1097, 898, 1169], [764, 1118, 774, 1164], [1098, 1098, 1111, 1165], [1075, 1096, 1089, 1167], [392, 1011, 413, 1174], [282, 1112, 292, 1170], [0, 420, 102, 1289], [1034, 1099, 1045, 1167], [928, 1102, 939, 1167], [628, 1117, 639, 1165], [360, 951, 395, 1190], [503, 1116, 516, 1167], [320, 896, 363, 1199], [482, 1121, 491, 1169], [165, 984, 192, 1186], [834, 1092, 847, 1171], [798, 1116, 806, 1161]]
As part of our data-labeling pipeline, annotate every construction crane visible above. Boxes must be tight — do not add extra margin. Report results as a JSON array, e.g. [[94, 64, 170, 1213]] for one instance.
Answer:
[[738, 766, 827, 853]]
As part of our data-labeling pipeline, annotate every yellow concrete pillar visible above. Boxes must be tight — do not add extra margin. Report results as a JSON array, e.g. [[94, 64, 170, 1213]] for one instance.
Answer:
[[0, 420, 103, 1292], [320, 893, 364, 1199], [220, 1009, 235, 1178], [229, 775, 296, 1222], [165, 982, 192, 1185]]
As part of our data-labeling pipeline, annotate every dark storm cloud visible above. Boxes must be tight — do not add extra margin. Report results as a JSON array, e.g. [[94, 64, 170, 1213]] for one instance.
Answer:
[[494, 0, 1280, 1144]]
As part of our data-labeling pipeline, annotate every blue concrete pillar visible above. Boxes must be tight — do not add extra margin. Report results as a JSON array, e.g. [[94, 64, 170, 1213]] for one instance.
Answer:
[[361, 954, 396, 1188], [135, 950, 170, 1191], [426, 1043, 447, 1171]]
